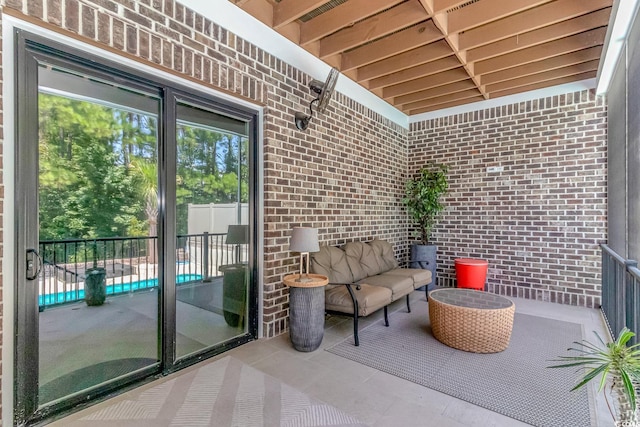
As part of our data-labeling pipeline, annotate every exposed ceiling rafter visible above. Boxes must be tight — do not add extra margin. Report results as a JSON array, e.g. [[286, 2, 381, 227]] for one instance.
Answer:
[[230, 0, 612, 114]]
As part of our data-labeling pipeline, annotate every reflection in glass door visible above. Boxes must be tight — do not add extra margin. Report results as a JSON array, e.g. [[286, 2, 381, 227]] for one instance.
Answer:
[[36, 66, 161, 405], [16, 32, 257, 424], [175, 102, 250, 359]]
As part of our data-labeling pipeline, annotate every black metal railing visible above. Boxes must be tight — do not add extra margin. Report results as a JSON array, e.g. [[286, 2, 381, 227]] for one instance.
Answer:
[[38, 232, 248, 309], [601, 244, 640, 344]]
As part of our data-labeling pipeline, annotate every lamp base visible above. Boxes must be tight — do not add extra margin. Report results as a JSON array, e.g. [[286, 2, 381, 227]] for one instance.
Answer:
[[295, 276, 315, 283]]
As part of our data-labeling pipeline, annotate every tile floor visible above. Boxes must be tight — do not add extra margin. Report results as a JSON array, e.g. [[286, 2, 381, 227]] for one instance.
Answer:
[[51, 291, 613, 426]]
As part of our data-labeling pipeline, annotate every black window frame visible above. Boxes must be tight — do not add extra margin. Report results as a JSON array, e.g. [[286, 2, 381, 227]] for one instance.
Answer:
[[14, 29, 259, 425]]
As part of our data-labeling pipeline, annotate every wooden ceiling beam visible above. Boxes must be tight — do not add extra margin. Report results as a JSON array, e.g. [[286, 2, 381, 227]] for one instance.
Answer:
[[383, 68, 470, 98], [474, 27, 606, 75], [402, 88, 481, 111], [419, 0, 488, 100], [280, 23, 303, 44], [339, 20, 442, 70], [432, 0, 470, 13], [300, 0, 404, 46], [458, 0, 612, 50], [319, 1, 429, 57], [408, 95, 486, 115], [393, 80, 478, 106], [447, 0, 551, 34], [480, 46, 602, 85], [485, 60, 599, 93], [273, 0, 328, 29], [237, 0, 274, 26], [467, 9, 610, 63], [357, 40, 453, 81], [228, 0, 612, 115], [489, 71, 597, 99], [367, 55, 461, 89]]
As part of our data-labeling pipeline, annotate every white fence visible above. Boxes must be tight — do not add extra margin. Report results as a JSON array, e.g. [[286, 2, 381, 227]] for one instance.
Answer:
[[187, 203, 249, 234]]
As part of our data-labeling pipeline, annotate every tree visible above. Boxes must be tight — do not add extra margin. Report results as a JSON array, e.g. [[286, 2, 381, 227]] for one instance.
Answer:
[[38, 92, 248, 248], [403, 164, 449, 244], [38, 94, 146, 240]]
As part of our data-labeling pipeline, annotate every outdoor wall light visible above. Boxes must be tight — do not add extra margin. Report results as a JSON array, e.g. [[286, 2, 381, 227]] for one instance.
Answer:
[[294, 111, 312, 131], [294, 68, 339, 131]]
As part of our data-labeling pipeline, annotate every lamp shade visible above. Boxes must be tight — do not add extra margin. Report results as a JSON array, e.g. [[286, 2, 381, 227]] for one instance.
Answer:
[[289, 227, 319, 253], [226, 224, 249, 245]]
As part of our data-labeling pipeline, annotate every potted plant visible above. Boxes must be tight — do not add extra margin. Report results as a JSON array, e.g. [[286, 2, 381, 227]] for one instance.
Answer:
[[549, 327, 640, 426], [403, 164, 448, 290], [84, 241, 107, 306]]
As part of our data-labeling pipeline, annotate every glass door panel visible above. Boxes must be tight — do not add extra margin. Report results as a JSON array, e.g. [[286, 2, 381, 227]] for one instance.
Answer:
[[175, 102, 249, 359], [37, 66, 161, 405], [16, 34, 257, 423]]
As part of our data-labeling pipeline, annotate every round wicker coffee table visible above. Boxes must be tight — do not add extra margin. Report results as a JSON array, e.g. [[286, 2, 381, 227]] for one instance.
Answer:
[[428, 288, 515, 353]]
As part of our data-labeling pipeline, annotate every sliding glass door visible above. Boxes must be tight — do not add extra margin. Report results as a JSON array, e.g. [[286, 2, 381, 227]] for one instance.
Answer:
[[14, 31, 258, 425], [36, 66, 162, 406], [174, 101, 251, 359]]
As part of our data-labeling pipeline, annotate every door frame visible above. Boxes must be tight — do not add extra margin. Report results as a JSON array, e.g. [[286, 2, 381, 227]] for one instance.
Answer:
[[13, 29, 260, 425]]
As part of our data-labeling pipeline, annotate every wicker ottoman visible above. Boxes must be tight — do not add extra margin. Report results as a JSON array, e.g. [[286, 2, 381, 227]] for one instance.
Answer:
[[428, 288, 515, 353]]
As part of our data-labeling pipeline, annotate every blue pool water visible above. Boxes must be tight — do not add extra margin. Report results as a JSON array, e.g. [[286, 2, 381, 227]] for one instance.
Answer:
[[39, 274, 203, 306]]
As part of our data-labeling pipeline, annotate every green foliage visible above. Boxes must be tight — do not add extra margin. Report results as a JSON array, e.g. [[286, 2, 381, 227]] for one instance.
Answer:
[[38, 92, 249, 240], [38, 95, 144, 240], [549, 328, 640, 425], [402, 164, 449, 244], [175, 125, 247, 234]]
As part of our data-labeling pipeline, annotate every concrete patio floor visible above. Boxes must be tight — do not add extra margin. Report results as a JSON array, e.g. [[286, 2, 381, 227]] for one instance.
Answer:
[[38, 278, 246, 404], [48, 290, 613, 426]]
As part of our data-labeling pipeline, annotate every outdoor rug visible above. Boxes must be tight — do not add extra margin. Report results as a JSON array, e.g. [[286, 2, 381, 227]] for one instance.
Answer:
[[327, 300, 590, 427], [65, 356, 368, 426]]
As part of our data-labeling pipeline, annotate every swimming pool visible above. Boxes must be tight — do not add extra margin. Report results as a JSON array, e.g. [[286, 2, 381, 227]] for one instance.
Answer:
[[39, 274, 203, 307]]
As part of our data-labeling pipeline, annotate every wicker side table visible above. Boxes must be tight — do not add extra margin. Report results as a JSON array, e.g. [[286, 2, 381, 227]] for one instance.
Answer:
[[428, 288, 515, 353], [284, 274, 329, 352]]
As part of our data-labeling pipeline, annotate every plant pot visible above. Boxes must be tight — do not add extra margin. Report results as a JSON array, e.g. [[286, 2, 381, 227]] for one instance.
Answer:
[[84, 267, 107, 306], [410, 244, 437, 291], [220, 264, 247, 328]]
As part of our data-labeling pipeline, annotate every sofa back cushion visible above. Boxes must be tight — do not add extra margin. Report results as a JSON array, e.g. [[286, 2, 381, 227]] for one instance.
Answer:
[[343, 241, 384, 281], [310, 245, 354, 288], [368, 239, 399, 271]]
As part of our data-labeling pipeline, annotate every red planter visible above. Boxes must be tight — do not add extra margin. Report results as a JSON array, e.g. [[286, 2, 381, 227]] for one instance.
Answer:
[[455, 258, 488, 290]]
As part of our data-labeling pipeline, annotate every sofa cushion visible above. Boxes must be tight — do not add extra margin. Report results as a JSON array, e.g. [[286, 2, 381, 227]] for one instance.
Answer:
[[310, 245, 354, 288], [384, 268, 432, 289], [343, 241, 384, 281], [368, 239, 399, 271], [325, 284, 391, 316], [356, 273, 414, 299]]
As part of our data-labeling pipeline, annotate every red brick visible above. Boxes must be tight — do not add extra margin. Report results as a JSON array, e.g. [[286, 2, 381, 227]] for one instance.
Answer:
[[65, 0, 79, 33]]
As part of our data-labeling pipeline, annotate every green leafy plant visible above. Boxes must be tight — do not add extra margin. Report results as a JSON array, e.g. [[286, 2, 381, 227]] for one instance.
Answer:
[[549, 328, 640, 426], [403, 164, 449, 245]]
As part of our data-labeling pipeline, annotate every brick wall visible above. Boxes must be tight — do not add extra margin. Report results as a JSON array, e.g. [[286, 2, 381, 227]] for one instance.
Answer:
[[409, 90, 607, 308], [264, 95, 408, 335], [0, 0, 611, 422], [2, 0, 409, 340]]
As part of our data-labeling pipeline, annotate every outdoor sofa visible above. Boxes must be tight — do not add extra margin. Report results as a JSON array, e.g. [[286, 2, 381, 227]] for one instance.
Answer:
[[310, 239, 432, 345]]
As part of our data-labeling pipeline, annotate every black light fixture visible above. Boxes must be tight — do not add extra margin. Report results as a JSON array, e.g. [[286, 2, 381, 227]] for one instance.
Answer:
[[294, 68, 339, 131], [294, 111, 312, 131]]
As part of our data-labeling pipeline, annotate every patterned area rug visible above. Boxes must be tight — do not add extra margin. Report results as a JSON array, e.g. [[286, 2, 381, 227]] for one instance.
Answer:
[[66, 356, 368, 426], [327, 300, 591, 427]]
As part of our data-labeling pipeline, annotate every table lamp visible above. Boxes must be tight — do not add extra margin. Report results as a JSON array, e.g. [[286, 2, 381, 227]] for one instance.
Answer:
[[226, 224, 248, 264], [289, 227, 320, 283]]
